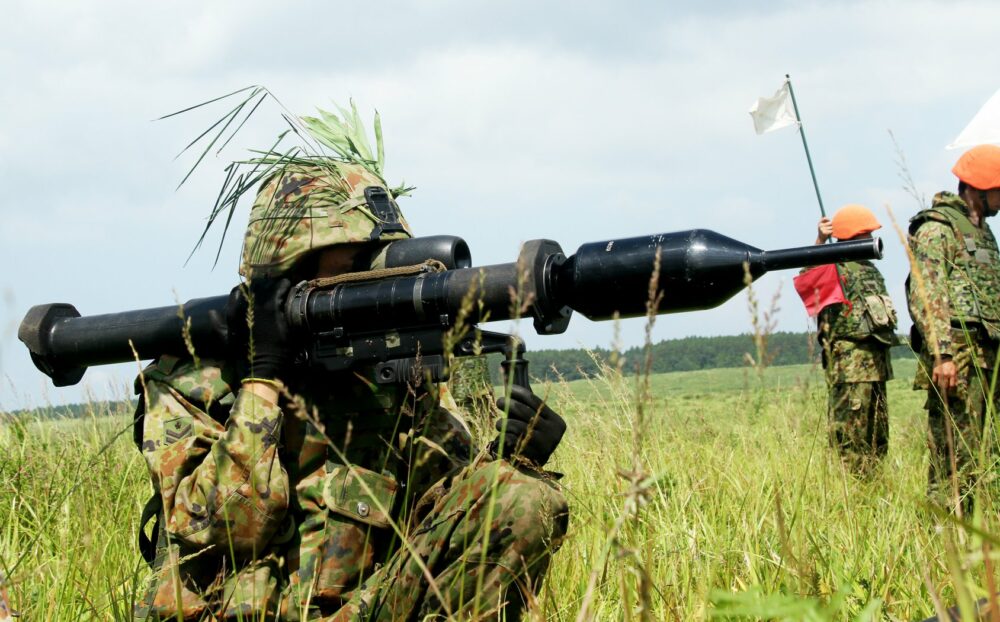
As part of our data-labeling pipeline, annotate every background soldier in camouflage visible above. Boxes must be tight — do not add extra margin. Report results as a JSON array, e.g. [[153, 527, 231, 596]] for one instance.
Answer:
[[133, 161, 569, 620], [907, 144, 1000, 509], [813, 205, 897, 472]]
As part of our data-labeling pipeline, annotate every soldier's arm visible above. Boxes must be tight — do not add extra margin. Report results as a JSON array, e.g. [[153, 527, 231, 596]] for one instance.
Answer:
[[140, 378, 290, 557], [815, 217, 833, 245], [909, 221, 957, 358]]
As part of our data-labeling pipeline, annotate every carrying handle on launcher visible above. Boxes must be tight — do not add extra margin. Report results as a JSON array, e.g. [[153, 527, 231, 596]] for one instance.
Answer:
[[499, 336, 531, 392]]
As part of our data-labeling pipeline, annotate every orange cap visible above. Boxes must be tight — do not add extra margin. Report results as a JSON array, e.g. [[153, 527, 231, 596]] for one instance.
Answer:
[[952, 145, 1000, 190], [831, 204, 881, 240]]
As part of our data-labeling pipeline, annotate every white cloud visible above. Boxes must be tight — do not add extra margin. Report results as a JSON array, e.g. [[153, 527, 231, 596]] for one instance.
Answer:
[[2, 0, 999, 404]]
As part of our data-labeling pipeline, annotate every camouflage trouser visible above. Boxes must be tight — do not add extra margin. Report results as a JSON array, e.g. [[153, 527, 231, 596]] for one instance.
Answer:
[[828, 381, 888, 470], [138, 457, 566, 622], [321, 456, 569, 621], [925, 365, 1000, 506]]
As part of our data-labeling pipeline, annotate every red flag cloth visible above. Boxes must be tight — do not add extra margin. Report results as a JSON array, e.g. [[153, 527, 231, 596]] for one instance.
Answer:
[[793, 264, 847, 317]]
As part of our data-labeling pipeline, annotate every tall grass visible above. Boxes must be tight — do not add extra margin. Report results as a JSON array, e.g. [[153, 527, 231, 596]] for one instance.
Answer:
[[3, 357, 999, 620], [547, 359, 939, 621], [0, 400, 147, 620]]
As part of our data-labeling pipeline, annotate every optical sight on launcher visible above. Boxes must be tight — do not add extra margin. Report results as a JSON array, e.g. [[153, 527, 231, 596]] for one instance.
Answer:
[[19, 230, 883, 388]]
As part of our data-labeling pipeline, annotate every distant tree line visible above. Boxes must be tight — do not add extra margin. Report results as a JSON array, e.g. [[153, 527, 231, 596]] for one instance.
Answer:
[[496, 331, 913, 382], [3, 400, 134, 420], [6, 332, 914, 417]]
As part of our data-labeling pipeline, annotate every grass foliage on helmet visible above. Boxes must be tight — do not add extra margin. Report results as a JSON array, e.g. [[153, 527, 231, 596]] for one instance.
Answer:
[[161, 86, 415, 273]]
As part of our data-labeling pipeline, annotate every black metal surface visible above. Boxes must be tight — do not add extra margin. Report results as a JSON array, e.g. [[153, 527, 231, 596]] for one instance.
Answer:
[[554, 231, 883, 320], [758, 237, 882, 272], [19, 230, 883, 386], [383, 235, 471, 270]]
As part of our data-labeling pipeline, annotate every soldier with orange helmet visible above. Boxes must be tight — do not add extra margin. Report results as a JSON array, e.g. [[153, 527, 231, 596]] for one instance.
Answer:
[[813, 204, 897, 471], [907, 144, 1000, 508]]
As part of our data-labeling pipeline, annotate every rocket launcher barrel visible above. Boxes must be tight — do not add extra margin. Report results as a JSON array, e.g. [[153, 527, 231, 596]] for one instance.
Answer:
[[19, 229, 883, 386]]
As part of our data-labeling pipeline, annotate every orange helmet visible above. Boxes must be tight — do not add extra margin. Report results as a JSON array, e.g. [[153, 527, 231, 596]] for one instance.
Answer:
[[952, 145, 1000, 190], [831, 204, 881, 240]]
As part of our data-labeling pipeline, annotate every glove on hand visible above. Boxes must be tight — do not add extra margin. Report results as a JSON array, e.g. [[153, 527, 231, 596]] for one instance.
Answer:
[[494, 385, 566, 467], [229, 277, 295, 382]]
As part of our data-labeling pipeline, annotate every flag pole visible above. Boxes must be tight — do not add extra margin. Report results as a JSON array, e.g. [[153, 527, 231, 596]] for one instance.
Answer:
[[785, 74, 826, 218], [784, 75, 840, 323]]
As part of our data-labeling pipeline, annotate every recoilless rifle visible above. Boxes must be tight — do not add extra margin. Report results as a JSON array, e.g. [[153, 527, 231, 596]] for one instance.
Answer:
[[19, 230, 882, 388]]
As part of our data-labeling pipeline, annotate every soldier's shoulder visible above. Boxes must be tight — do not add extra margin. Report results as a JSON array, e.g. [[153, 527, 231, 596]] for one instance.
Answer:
[[852, 259, 887, 279], [136, 355, 235, 407], [839, 259, 883, 279], [911, 209, 951, 227], [931, 191, 967, 210], [910, 192, 965, 224], [910, 219, 955, 246], [845, 258, 878, 270], [912, 193, 972, 228]]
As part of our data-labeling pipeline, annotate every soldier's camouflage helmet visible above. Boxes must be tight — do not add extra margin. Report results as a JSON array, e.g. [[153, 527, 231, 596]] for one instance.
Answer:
[[240, 162, 413, 278]]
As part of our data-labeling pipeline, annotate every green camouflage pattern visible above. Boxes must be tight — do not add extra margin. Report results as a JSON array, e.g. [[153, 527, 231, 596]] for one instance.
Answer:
[[908, 191, 1000, 506], [138, 366, 289, 556], [134, 355, 566, 620], [136, 354, 236, 410], [321, 455, 568, 621], [920, 344, 1000, 505], [821, 261, 897, 345], [827, 381, 888, 470], [821, 338, 893, 384], [134, 357, 289, 620], [137, 539, 282, 621], [817, 260, 895, 384], [814, 260, 894, 470], [908, 192, 1000, 358], [913, 327, 998, 391], [241, 163, 413, 278]]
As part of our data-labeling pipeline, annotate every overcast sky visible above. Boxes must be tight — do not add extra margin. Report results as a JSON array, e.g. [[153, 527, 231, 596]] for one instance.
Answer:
[[2, 0, 998, 408]]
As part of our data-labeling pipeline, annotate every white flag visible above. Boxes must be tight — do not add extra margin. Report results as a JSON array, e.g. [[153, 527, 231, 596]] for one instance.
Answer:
[[947, 88, 1000, 150], [749, 82, 799, 135]]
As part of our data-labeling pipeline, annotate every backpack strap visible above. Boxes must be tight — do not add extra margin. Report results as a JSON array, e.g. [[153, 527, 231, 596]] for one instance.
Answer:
[[137, 494, 162, 565], [132, 393, 146, 451], [911, 204, 978, 248], [132, 390, 161, 566]]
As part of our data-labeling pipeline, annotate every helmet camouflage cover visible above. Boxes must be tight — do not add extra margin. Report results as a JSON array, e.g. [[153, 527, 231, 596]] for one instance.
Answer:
[[240, 162, 413, 278]]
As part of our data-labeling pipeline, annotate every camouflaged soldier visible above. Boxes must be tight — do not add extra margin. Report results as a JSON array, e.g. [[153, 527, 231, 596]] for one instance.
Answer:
[[907, 145, 1000, 507], [133, 161, 569, 621], [813, 206, 897, 471]]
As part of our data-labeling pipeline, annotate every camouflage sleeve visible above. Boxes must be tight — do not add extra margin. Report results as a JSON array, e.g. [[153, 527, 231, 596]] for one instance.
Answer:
[[909, 221, 957, 358], [141, 379, 290, 558]]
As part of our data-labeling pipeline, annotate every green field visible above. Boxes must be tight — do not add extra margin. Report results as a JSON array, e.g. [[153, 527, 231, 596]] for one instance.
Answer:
[[2, 358, 997, 621]]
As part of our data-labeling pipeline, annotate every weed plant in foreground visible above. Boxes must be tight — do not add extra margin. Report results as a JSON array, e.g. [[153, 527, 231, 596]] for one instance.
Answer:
[[0, 359, 998, 620], [546, 359, 936, 621], [0, 400, 147, 620]]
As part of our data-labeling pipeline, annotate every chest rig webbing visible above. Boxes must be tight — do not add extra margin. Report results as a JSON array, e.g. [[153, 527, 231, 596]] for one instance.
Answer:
[[910, 203, 1000, 335], [820, 260, 896, 344]]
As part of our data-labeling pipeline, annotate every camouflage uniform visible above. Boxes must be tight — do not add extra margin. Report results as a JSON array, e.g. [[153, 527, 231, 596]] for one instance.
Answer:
[[818, 260, 897, 468], [134, 163, 568, 621], [908, 192, 1000, 501]]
